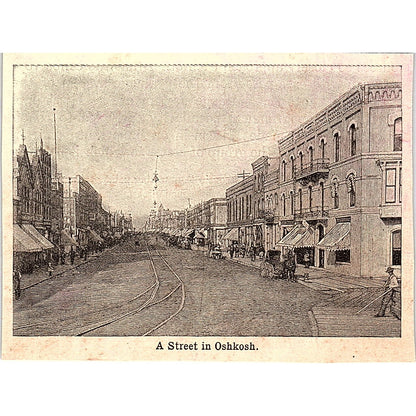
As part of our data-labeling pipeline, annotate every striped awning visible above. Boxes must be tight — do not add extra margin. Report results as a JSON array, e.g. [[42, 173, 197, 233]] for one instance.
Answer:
[[276, 225, 314, 248], [61, 229, 78, 246], [223, 228, 239, 241], [194, 231, 206, 239], [317, 222, 350, 251], [13, 224, 43, 253], [21, 224, 54, 250], [88, 229, 104, 243]]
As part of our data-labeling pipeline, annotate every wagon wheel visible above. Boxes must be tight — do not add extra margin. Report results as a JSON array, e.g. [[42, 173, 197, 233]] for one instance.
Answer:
[[260, 262, 273, 279]]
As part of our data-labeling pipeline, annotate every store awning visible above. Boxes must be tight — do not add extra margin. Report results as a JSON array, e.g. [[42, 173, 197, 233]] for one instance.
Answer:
[[61, 229, 78, 246], [317, 222, 351, 251], [21, 224, 54, 250], [194, 231, 206, 239], [13, 224, 43, 253], [276, 225, 314, 248], [183, 229, 195, 237], [88, 229, 104, 243], [223, 228, 239, 241]]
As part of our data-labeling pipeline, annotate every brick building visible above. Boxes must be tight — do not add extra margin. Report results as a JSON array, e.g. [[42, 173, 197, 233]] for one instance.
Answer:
[[275, 82, 402, 277]]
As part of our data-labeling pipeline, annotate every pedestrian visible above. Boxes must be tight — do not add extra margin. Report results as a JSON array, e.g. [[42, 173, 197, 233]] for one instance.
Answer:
[[234, 243, 239, 258], [304, 252, 310, 268], [250, 244, 256, 262], [375, 267, 401, 319], [229, 244, 234, 259], [47, 262, 54, 277], [13, 267, 21, 300], [70, 248, 76, 265], [240, 243, 246, 258], [60, 250, 66, 265]]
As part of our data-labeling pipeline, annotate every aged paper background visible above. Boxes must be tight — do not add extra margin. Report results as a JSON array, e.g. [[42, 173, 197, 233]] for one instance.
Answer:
[[2, 53, 414, 361]]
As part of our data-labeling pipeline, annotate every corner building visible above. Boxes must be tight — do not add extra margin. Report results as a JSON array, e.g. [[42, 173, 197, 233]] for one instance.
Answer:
[[276, 82, 402, 278]]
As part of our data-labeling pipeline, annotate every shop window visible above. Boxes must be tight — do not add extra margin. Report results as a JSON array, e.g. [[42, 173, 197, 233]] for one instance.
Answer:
[[392, 230, 401, 266], [385, 168, 397, 203], [335, 250, 350, 263], [394, 117, 402, 151]]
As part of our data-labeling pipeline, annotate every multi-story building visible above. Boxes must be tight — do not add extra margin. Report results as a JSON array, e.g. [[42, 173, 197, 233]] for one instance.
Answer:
[[62, 175, 105, 246], [13, 140, 56, 269], [263, 158, 280, 251], [275, 82, 402, 277], [225, 156, 269, 247]]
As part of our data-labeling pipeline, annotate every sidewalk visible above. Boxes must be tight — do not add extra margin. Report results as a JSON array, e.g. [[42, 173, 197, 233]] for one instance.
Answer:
[[20, 252, 104, 290], [310, 286, 401, 337], [224, 254, 385, 292]]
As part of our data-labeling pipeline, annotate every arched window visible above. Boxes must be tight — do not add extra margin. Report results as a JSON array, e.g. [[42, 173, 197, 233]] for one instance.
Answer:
[[349, 124, 357, 156], [334, 132, 340, 162], [290, 156, 295, 178], [290, 191, 294, 215], [331, 178, 339, 209], [282, 161, 287, 182], [309, 146, 314, 163], [299, 188, 303, 212], [394, 117, 402, 151], [308, 185, 313, 210], [320, 182, 325, 211], [392, 229, 401, 266], [320, 138, 326, 160], [299, 152, 304, 171], [274, 193, 278, 211], [282, 194, 286, 216], [346, 173, 356, 207]]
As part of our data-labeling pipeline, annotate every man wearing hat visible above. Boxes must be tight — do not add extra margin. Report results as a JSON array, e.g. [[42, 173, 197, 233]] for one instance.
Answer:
[[375, 267, 401, 319]]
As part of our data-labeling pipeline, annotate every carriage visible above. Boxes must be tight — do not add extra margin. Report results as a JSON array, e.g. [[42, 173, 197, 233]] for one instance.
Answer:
[[210, 245, 224, 259], [259, 249, 297, 281]]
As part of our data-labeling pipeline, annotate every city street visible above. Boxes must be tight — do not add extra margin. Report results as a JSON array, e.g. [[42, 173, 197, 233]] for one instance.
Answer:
[[14, 236, 330, 337]]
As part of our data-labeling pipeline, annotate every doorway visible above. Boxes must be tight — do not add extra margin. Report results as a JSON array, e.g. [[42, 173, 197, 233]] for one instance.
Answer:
[[319, 249, 325, 268]]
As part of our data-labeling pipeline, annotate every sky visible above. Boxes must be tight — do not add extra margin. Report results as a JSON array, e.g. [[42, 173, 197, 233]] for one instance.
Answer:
[[13, 64, 401, 227]]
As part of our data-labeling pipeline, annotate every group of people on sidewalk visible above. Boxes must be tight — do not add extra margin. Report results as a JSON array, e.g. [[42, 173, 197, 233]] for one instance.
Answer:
[[227, 242, 265, 262]]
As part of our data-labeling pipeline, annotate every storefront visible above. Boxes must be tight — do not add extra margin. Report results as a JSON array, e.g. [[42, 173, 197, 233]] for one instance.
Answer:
[[276, 224, 315, 265], [316, 221, 351, 269]]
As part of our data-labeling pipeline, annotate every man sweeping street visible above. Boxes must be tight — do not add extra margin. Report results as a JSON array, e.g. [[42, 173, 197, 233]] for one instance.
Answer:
[[375, 267, 401, 320]]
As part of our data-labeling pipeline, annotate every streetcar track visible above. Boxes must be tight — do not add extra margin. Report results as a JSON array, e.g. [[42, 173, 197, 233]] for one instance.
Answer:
[[75, 242, 185, 336], [13, 282, 157, 332], [14, 239, 186, 336]]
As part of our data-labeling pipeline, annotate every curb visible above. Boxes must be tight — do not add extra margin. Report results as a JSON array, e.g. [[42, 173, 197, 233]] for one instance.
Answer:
[[21, 251, 106, 291]]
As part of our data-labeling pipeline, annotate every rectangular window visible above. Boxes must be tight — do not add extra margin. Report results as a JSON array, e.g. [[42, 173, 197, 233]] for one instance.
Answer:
[[335, 249, 350, 263], [385, 168, 397, 203], [392, 230, 401, 266], [399, 167, 402, 203]]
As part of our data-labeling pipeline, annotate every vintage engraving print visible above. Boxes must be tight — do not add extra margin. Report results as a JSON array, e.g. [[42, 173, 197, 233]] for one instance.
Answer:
[[2, 53, 414, 361]]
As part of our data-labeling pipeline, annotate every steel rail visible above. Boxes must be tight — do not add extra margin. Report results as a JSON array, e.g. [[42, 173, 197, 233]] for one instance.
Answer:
[[75, 242, 160, 336], [141, 248, 186, 336]]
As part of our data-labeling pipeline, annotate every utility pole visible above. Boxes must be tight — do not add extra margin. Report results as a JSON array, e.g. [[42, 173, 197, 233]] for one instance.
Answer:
[[53, 108, 58, 178]]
